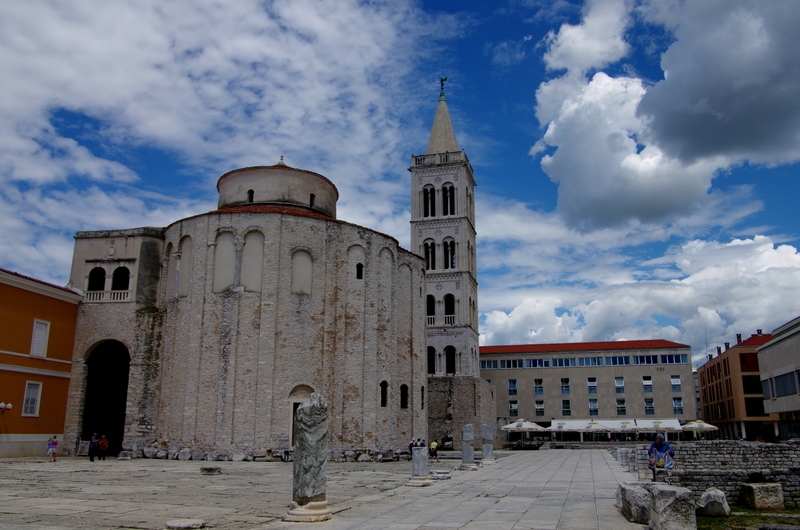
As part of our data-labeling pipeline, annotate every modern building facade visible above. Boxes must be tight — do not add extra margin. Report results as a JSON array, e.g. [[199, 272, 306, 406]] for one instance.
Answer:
[[0, 268, 82, 457], [63, 161, 428, 459], [696, 330, 778, 440], [759, 316, 800, 440], [410, 83, 495, 446], [480, 340, 696, 440]]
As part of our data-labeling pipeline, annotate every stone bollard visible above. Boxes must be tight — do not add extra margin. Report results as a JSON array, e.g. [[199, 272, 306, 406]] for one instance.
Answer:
[[284, 393, 332, 522], [460, 424, 478, 471], [406, 446, 433, 487], [481, 424, 495, 465]]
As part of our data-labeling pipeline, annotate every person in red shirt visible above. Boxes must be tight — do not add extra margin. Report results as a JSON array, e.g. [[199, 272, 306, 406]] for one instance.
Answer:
[[98, 435, 109, 461]]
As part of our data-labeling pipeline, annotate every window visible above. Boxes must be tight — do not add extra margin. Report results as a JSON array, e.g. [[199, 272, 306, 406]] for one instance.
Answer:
[[380, 381, 388, 407], [579, 357, 603, 366], [561, 377, 570, 395], [562, 399, 571, 416], [480, 360, 498, 370], [400, 385, 409, 409], [87, 267, 106, 291], [426, 295, 436, 325], [290, 249, 313, 295], [526, 359, 549, 368], [30, 320, 50, 357], [745, 397, 765, 416], [423, 186, 435, 217], [111, 266, 130, 291], [247, 189, 254, 203], [443, 240, 456, 269], [534, 379, 544, 396], [762, 379, 772, 399], [644, 398, 654, 415], [509, 400, 519, 417], [420, 386, 425, 410], [742, 375, 762, 394], [673, 397, 684, 414], [616, 398, 627, 416], [309, 193, 315, 208], [424, 241, 436, 270], [661, 354, 689, 364], [553, 357, 576, 367], [671, 375, 682, 392], [606, 356, 630, 365], [589, 399, 598, 416], [444, 346, 456, 374], [642, 375, 653, 393], [500, 359, 524, 368], [508, 379, 517, 396], [775, 372, 798, 397], [428, 347, 436, 374], [356, 263, 364, 279], [442, 185, 455, 216], [587, 377, 597, 394], [444, 294, 455, 325], [22, 381, 42, 417], [535, 400, 544, 417], [633, 355, 658, 365], [615, 376, 625, 394]]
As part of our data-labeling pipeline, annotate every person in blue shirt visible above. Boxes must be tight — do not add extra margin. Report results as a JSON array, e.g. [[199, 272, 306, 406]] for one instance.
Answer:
[[648, 434, 675, 469]]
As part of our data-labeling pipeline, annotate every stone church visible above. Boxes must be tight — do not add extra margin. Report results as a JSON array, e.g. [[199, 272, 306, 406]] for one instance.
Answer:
[[63, 160, 428, 459], [411, 84, 496, 447]]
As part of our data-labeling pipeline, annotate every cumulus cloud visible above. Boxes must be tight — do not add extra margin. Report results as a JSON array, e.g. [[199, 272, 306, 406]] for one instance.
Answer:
[[0, 0, 455, 282], [637, 1, 800, 165]]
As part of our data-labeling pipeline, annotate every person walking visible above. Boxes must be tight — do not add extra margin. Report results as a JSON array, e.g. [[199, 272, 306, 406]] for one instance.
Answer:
[[89, 433, 99, 462], [98, 435, 109, 461], [429, 440, 439, 462]]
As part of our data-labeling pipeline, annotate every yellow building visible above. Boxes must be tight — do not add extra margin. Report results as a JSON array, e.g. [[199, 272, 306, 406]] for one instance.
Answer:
[[0, 268, 82, 457]]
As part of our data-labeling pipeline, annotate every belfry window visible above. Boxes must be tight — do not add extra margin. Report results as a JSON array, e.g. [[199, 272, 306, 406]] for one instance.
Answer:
[[442, 185, 455, 215], [443, 240, 455, 269], [423, 186, 435, 217], [444, 294, 455, 325], [111, 267, 130, 291], [427, 347, 436, 374], [426, 295, 435, 324], [444, 346, 456, 374], [424, 241, 435, 270]]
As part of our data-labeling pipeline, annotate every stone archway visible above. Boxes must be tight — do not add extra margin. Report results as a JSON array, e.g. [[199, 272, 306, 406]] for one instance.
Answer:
[[288, 385, 314, 447], [82, 340, 130, 456]]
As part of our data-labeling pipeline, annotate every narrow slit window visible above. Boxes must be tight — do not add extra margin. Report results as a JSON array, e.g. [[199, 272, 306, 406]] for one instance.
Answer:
[[247, 189, 254, 203], [356, 263, 363, 279]]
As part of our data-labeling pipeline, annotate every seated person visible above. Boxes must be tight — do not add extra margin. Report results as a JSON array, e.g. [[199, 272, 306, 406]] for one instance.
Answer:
[[648, 434, 675, 469]]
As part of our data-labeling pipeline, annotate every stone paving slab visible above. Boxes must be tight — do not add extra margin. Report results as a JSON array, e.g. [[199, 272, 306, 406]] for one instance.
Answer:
[[0, 449, 643, 530]]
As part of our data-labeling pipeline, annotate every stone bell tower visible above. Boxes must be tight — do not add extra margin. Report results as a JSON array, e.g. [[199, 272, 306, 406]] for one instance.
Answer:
[[410, 79, 495, 447]]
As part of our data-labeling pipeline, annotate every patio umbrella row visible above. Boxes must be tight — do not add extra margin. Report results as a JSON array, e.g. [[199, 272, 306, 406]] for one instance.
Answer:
[[501, 418, 719, 433]]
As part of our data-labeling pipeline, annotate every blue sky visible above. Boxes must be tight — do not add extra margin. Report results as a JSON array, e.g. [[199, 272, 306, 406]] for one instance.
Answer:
[[2, 0, 800, 365]]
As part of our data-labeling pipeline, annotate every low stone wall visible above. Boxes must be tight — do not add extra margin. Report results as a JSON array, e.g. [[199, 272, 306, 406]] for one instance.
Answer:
[[668, 468, 800, 508]]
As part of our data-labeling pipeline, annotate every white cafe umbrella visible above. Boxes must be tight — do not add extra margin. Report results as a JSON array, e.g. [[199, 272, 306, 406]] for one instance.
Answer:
[[501, 419, 546, 432], [681, 420, 719, 432]]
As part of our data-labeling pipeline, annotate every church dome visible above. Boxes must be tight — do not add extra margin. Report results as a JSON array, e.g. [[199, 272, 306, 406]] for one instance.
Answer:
[[216, 159, 338, 218]]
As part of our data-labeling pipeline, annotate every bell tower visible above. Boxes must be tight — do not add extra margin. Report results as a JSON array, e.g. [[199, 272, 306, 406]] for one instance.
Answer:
[[410, 79, 479, 377]]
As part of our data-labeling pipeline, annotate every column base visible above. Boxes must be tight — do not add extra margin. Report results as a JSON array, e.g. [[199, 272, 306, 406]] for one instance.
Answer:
[[406, 475, 434, 487], [459, 463, 479, 471], [284, 500, 332, 522], [481, 458, 496, 465]]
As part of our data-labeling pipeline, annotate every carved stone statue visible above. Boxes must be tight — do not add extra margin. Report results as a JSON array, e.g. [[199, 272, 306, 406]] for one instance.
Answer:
[[440, 76, 447, 92], [284, 393, 332, 522]]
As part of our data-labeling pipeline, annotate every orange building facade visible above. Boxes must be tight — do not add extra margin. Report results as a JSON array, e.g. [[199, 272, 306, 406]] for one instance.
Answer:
[[696, 330, 779, 441], [0, 268, 82, 457]]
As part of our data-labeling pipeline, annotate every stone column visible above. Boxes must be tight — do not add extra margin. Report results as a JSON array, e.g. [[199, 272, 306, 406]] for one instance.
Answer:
[[459, 424, 478, 470], [406, 446, 433, 486], [284, 393, 332, 522], [481, 424, 495, 465]]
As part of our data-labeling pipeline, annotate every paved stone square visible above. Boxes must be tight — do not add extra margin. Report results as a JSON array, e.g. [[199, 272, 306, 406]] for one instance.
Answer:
[[0, 449, 643, 529]]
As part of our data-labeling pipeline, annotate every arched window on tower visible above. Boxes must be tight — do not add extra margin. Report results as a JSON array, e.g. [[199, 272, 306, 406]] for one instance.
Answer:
[[310, 194, 315, 208], [423, 240, 436, 270], [444, 294, 455, 325], [427, 346, 436, 374], [445, 346, 456, 374], [423, 186, 435, 217], [426, 295, 435, 325], [380, 380, 388, 407], [400, 384, 409, 409], [442, 184, 455, 215], [443, 239, 455, 269], [111, 267, 130, 291], [247, 189, 254, 203], [87, 267, 106, 292]]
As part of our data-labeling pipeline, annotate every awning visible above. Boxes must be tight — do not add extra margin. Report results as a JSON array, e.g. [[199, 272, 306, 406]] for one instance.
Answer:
[[634, 419, 683, 431], [544, 419, 681, 432]]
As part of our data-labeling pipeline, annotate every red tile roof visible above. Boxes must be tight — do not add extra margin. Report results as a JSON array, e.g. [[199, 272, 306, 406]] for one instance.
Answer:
[[0, 267, 81, 296], [736, 334, 773, 347], [480, 339, 688, 355]]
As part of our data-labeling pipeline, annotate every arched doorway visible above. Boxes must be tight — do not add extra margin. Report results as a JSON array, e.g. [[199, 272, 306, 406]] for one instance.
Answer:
[[82, 340, 130, 456], [288, 385, 314, 447]]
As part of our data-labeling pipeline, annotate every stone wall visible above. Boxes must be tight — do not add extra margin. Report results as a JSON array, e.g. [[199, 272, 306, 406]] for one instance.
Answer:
[[427, 376, 495, 449]]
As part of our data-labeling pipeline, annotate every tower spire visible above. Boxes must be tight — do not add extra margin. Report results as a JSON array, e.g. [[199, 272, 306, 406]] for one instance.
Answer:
[[426, 78, 459, 155]]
